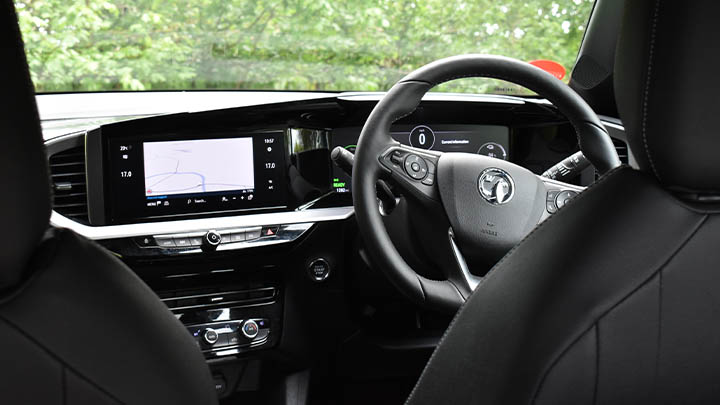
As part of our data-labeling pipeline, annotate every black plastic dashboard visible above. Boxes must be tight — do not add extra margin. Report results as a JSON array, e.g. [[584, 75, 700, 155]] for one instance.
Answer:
[[53, 92, 617, 229], [41, 92, 632, 399]]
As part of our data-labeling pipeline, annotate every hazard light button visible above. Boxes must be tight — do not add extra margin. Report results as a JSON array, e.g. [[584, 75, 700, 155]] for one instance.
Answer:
[[262, 226, 279, 237]]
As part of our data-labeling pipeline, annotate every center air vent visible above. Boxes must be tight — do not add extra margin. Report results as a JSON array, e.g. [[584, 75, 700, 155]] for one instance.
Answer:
[[49, 145, 89, 224], [160, 286, 277, 313]]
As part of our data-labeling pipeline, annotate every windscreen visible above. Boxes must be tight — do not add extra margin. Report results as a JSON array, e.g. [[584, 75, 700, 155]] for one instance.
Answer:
[[16, 0, 595, 95]]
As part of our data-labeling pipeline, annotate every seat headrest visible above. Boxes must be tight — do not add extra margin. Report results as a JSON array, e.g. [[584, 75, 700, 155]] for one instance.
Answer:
[[0, 0, 51, 289], [615, 0, 720, 194]]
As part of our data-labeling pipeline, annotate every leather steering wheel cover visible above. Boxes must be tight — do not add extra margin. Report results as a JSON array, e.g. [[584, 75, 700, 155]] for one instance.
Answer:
[[354, 81, 466, 312], [353, 55, 620, 312]]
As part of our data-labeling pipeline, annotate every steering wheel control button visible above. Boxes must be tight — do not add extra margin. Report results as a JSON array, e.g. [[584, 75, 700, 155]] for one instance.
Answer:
[[404, 154, 429, 180], [203, 328, 219, 345], [202, 230, 222, 251], [409, 125, 436, 149], [546, 201, 558, 214], [242, 320, 260, 339], [390, 150, 406, 166], [478, 168, 515, 205], [546, 190, 560, 202], [555, 190, 578, 209], [307, 258, 331, 282]]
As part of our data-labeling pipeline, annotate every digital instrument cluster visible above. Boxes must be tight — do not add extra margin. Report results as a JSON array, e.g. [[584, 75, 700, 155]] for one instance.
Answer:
[[331, 124, 510, 193]]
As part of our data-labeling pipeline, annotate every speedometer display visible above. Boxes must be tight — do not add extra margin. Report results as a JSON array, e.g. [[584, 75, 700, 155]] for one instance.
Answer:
[[409, 125, 435, 149]]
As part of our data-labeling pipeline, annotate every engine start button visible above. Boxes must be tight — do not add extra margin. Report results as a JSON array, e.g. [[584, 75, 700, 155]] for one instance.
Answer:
[[307, 258, 331, 282]]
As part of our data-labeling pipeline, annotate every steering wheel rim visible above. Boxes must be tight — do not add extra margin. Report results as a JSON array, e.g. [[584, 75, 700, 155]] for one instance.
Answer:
[[353, 54, 620, 313]]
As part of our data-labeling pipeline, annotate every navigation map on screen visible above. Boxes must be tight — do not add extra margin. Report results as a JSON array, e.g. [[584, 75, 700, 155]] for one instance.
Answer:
[[143, 138, 254, 197]]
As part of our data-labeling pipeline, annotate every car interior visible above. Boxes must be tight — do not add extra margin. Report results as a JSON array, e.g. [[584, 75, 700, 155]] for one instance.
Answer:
[[3, 0, 720, 403]]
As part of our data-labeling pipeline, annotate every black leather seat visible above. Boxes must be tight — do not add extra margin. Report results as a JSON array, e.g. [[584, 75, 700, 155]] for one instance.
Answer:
[[0, 2, 217, 404], [408, 1, 720, 404]]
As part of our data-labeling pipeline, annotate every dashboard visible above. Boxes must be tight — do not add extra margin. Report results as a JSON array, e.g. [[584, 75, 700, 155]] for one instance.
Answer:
[[46, 92, 632, 239], [41, 91, 631, 399], [82, 119, 514, 226]]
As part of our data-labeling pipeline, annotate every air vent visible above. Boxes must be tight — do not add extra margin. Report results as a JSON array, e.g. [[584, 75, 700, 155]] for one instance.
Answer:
[[160, 286, 277, 313], [613, 138, 629, 165], [595, 138, 629, 180], [49, 145, 89, 224]]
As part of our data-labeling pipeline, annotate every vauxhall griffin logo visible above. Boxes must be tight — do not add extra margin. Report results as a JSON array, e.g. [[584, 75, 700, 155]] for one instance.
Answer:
[[478, 168, 515, 205]]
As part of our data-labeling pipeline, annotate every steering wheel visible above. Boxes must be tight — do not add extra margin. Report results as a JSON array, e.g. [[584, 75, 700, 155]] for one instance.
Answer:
[[353, 55, 621, 313]]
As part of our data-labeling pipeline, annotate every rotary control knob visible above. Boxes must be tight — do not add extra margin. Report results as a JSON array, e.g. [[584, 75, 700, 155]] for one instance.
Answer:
[[202, 230, 222, 251], [241, 320, 259, 339], [203, 328, 219, 345]]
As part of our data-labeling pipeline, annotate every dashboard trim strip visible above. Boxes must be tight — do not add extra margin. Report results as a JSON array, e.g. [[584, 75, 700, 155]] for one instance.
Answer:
[[50, 207, 354, 240]]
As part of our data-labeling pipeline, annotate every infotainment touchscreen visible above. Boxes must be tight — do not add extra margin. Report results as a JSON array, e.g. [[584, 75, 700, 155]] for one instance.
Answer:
[[143, 138, 255, 198], [104, 131, 287, 224]]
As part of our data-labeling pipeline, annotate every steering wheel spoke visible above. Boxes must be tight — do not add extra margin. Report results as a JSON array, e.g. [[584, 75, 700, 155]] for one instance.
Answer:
[[379, 143, 443, 204], [448, 228, 482, 293]]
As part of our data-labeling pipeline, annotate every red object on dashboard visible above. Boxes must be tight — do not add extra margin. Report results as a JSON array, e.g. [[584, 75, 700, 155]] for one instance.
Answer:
[[529, 60, 566, 80]]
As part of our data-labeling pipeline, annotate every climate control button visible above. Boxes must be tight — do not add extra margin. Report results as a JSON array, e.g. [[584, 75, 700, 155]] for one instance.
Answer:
[[203, 328, 219, 345], [241, 320, 259, 339]]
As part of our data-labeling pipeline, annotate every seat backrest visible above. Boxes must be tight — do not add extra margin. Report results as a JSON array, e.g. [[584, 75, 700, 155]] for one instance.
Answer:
[[406, 1, 720, 403], [0, 2, 218, 403], [0, 0, 51, 290]]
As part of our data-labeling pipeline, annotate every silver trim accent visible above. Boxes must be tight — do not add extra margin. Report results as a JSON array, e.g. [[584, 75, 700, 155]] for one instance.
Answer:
[[162, 288, 275, 303], [50, 207, 353, 240], [209, 335, 269, 356], [144, 223, 314, 255], [162, 287, 277, 312], [540, 177, 586, 193], [203, 328, 219, 345], [600, 119, 624, 132], [448, 230, 481, 291], [296, 191, 336, 211]]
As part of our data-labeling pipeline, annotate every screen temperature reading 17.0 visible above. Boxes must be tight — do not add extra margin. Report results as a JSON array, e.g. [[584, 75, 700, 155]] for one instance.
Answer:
[[143, 138, 255, 197]]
